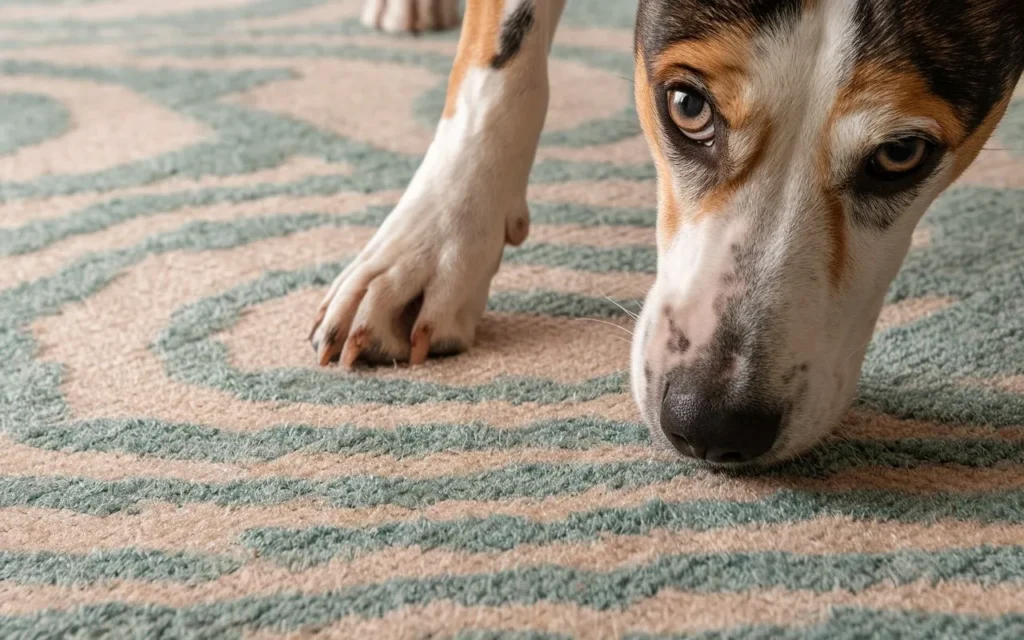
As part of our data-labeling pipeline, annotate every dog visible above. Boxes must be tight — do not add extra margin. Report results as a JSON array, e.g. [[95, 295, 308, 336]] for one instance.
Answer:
[[309, 0, 1024, 465]]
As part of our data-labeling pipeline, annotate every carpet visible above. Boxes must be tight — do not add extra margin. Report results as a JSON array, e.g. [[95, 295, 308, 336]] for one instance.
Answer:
[[2, 0, 1024, 638]]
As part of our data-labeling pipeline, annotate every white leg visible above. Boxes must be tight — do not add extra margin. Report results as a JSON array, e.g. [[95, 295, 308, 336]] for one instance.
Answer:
[[313, 0, 568, 366]]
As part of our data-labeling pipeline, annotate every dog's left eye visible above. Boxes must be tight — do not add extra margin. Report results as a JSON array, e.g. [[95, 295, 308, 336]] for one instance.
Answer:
[[866, 137, 932, 180], [668, 88, 715, 145]]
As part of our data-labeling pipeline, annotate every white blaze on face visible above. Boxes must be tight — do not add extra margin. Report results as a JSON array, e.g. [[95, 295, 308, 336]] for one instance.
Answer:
[[652, 214, 749, 367]]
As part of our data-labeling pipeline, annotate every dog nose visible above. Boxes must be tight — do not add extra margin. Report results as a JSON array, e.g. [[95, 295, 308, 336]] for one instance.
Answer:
[[659, 389, 781, 463]]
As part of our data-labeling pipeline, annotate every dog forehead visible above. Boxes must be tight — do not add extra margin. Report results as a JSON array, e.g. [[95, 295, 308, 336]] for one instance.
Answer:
[[637, 0, 1024, 133]]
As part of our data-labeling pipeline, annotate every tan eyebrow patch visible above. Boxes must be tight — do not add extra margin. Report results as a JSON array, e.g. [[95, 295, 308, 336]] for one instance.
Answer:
[[443, 0, 506, 118], [634, 52, 680, 249], [830, 61, 965, 145], [652, 25, 755, 128]]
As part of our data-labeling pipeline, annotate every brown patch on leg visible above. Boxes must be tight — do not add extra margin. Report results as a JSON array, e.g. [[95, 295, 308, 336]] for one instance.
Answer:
[[443, 0, 506, 119], [429, 0, 444, 30], [375, 0, 388, 30]]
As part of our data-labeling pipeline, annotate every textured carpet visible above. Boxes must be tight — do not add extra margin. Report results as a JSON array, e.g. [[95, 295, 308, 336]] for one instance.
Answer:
[[2, 0, 1024, 638]]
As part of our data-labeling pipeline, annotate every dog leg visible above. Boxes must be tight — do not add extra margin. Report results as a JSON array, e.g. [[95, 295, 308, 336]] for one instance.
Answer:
[[313, 0, 567, 366], [361, 0, 462, 33]]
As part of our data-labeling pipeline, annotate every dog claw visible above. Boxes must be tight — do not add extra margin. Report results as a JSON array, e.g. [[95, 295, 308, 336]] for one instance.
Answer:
[[409, 324, 433, 365], [341, 330, 367, 369], [318, 328, 342, 367]]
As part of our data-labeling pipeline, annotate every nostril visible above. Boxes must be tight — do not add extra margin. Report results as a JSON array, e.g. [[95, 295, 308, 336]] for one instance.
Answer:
[[709, 450, 745, 464], [659, 385, 782, 463]]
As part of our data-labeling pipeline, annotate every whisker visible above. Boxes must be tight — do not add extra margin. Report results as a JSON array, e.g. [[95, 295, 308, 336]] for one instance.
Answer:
[[576, 317, 635, 337], [603, 295, 640, 321]]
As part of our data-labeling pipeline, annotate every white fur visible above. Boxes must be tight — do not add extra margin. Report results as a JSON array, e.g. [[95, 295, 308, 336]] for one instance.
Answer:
[[315, 0, 563, 363]]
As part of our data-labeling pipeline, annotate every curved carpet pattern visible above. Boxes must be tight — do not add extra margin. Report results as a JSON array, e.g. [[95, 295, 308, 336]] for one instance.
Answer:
[[1, 1, 1023, 637]]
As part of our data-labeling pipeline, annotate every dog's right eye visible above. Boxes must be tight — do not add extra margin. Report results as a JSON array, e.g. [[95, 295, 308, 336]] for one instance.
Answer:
[[668, 88, 715, 145]]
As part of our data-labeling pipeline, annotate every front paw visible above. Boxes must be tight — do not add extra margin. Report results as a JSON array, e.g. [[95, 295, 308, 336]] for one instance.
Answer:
[[309, 198, 526, 367]]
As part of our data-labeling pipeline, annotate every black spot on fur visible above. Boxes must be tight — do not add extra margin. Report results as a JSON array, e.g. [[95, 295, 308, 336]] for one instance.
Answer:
[[491, 1, 534, 69], [667, 318, 691, 353]]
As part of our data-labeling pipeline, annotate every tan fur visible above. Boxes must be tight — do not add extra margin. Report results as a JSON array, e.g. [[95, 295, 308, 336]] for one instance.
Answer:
[[634, 53, 681, 250], [832, 61, 965, 145], [443, 0, 505, 118], [652, 26, 754, 129]]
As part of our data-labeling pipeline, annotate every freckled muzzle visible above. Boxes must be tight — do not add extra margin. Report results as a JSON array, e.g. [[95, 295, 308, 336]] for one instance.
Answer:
[[638, 291, 790, 465]]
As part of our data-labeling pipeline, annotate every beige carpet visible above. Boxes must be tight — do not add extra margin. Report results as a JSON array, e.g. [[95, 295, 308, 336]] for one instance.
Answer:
[[2, 0, 1024, 637]]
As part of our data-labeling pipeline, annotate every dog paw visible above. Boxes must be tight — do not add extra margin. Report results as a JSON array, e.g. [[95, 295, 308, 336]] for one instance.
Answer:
[[310, 184, 529, 368], [360, 0, 461, 34]]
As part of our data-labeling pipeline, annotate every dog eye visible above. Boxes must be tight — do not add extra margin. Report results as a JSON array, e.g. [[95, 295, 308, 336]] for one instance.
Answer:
[[668, 88, 715, 145], [866, 137, 931, 180]]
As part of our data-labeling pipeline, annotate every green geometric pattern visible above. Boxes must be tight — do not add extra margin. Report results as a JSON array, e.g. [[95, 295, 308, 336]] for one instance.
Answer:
[[1, 1, 1023, 637]]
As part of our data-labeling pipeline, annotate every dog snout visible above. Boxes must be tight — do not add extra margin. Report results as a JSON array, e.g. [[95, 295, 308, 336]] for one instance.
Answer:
[[659, 379, 781, 464]]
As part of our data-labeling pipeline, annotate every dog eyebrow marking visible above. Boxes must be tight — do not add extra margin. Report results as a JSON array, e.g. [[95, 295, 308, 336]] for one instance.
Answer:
[[831, 61, 965, 145], [444, 0, 535, 119], [653, 26, 754, 128]]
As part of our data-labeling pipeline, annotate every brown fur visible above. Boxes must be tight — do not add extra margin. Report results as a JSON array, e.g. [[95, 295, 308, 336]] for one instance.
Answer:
[[634, 52, 681, 249], [443, 0, 505, 118]]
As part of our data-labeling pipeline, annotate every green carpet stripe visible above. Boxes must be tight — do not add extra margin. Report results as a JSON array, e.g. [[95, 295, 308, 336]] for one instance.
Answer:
[[631, 608, 1024, 640], [859, 185, 1024, 426], [13, 417, 649, 463], [0, 461, 696, 515], [0, 58, 651, 202], [240, 488, 1024, 568], [529, 202, 654, 227], [0, 92, 69, 157], [0, 549, 240, 586], [0, 191, 649, 258], [154, 260, 631, 406], [0, 0, 328, 31], [2, 548, 1024, 638], [0, 208, 639, 446], [487, 290, 643, 319], [507, 244, 655, 274]]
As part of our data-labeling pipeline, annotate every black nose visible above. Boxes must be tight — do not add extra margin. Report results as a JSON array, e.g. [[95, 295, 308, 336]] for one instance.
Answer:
[[660, 390, 781, 463]]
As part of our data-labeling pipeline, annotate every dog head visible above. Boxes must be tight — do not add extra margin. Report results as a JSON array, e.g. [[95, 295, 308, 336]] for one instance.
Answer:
[[631, 0, 1024, 464]]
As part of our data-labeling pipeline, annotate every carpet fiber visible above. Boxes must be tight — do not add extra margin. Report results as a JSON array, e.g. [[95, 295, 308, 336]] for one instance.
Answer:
[[2, 1, 1024, 638]]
